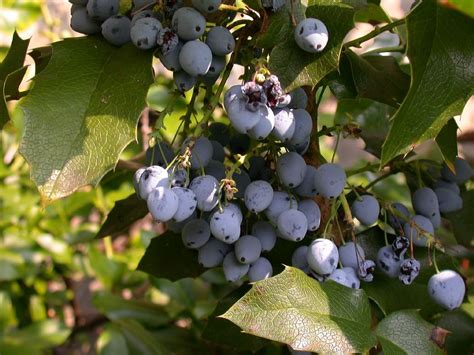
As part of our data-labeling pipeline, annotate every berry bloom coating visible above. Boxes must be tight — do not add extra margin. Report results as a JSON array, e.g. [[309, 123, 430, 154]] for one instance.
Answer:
[[235, 235, 262, 264], [179, 40, 213, 76], [351, 195, 380, 226], [294, 18, 329, 53], [131, 18, 162, 50], [307, 238, 339, 276], [172, 7, 206, 41], [313, 163, 346, 199], [248, 257, 273, 282], [181, 219, 211, 249], [206, 26, 235, 56], [223, 252, 250, 282], [428, 270, 466, 310], [252, 221, 277, 252]]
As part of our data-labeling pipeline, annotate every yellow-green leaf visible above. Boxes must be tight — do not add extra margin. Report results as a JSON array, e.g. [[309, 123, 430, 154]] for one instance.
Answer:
[[19, 37, 153, 203]]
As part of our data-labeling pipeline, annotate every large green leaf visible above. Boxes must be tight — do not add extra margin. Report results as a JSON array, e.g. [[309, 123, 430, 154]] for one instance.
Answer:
[[19, 37, 153, 203], [137, 232, 205, 281], [335, 98, 395, 157], [221, 266, 376, 353], [202, 286, 268, 351], [376, 310, 444, 354], [0, 31, 30, 128], [96, 194, 148, 239], [435, 118, 458, 170], [437, 309, 474, 354], [446, 189, 474, 247], [381, 1, 474, 166], [0, 31, 29, 79], [362, 278, 443, 317], [257, 1, 307, 49], [344, 51, 410, 107], [269, 0, 359, 91]]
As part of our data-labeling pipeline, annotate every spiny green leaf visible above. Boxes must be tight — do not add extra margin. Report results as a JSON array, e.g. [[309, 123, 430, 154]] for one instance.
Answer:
[[0, 31, 30, 128], [96, 194, 148, 239], [344, 51, 410, 107], [436, 309, 474, 354], [203, 286, 268, 351], [0, 31, 30, 80], [381, 1, 474, 166], [137, 232, 205, 281], [269, 0, 358, 91], [221, 266, 376, 353], [376, 310, 444, 355], [19, 37, 153, 203], [435, 118, 458, 170], [362, 278, 443, 317], [354, 2, 390, 23], [257, 0, 307, 49]]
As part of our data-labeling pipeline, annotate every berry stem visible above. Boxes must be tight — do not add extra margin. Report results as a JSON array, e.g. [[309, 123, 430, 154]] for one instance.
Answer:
[[182, 84, 200, 137], [339, 193, 354, 228], [433, 247, 441, 274], [343, 18, 406, 49]]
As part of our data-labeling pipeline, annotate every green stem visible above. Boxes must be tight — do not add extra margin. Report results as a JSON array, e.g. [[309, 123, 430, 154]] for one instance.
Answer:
[[331, 130, 341, 163], [182, 84, 200, 136], [347, 163, 380, 177], [432, 247, 440, 274], [365, 172, 392, 190], [339, 194, 355, 228], [363, 45, 406, 56], [344, 19, 406, 49]]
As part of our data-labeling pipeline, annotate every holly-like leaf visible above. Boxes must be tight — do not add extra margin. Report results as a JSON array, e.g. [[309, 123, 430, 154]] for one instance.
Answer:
[[0, 31, 30, 80], [0, 31, 30, 128], [376, 310, 444, 354], [437, 309, 474, 354], [137, 232, 205, 281], [19, 37, 153, 203], [381, 1, 474, 166], [446, 189, 474, 247], [335, 98, 395, 157], [257, 1, 307, 49], [344, 51, 410, 107], [362, 278, 443, 317], [354, 3, 390, 24], [269, 0, 359, 91], [221, 266, 376, 353], [202, 286, 268, 351], [96, 194, 148, 239], [435, 118, 458, 170], [28, 46, 52, 75]]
